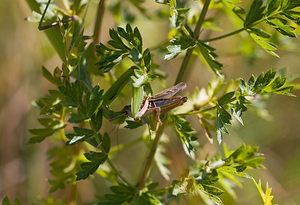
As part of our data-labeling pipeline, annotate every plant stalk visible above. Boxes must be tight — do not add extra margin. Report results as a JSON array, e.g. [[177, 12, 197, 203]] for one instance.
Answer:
[[175, 0, 211, 84], [107, 158, 133, 186], [204, 27, 246, 42], [93, 0, 105, 45], [137, 116, 167, 190]]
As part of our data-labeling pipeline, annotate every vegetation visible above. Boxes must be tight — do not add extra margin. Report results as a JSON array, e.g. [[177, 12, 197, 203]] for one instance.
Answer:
[[3, 0, 299, 204]]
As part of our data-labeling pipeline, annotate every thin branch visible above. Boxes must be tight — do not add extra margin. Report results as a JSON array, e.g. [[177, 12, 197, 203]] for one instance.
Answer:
[[107, 158, 133, 186], [204, 27, 246, 42], [110, 137, 144, 153], [93, 0, 105, 45], [137, 115, 167, 190], [175, 0, 212, 84]]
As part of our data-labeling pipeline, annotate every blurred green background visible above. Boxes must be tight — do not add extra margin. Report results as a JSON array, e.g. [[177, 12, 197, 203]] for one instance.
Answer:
[[0, 0, 299, 204]]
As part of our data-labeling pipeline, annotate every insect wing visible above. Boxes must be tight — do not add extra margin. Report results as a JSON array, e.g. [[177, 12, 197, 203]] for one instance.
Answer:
[[150, 82, 186, 99]]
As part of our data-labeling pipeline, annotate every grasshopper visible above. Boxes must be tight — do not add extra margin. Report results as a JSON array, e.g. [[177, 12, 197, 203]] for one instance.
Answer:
[[123, 82, 187, 130]]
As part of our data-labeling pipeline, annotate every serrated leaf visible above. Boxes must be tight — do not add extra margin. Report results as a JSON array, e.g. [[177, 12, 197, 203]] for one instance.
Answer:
[[248, 29, 278, 57], [154, 138, 170, 180], [218, 92, 235, 105], [73, 127, 95, 136], [244, 0, 265, 27], [197, 41, 223, 76], [252, 179, 274, 205], [133, 27, 143, 52], [67, 134, 86, 145], [87, 85, 103, 116], [202, 184, 224, 196], [76, 152, 107, 180], [165, 45, 182, 60], [267, 18, 296, 37], [215, 105, 232, 143], [239, 79, 247, 94], [90, 109, 103, 132], [98, 183, 135, 204], [172, 115, 197, 153], [124, 120, 144, 129], [143, 48, 152, 71], [266, 0, 281, 16]]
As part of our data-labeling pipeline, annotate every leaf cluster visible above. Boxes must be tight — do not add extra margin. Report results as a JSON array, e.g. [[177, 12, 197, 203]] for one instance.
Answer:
[[24, 0, 299, 204]]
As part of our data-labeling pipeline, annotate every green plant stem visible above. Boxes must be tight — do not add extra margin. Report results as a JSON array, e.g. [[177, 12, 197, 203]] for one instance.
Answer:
[[107, 158, 133, 186], [93, 0, 105, 44], [179, 97, 237, 116], [137, 116, 167, 190], [204, 27, 246, 42], [110, 137, 144, 153], [67, 184, 77, 205], [175, 0, 211, 84], [38, 0, 51, 30]]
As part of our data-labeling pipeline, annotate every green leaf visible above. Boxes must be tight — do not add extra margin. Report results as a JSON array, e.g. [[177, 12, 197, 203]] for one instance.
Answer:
[[253, 70, 276, 93], [252, 179, 274, 205], [98, 183, 135, 204], [154, 136, 170, 180], [29, 120, 66, 143], [2, 197, 11, 205], [202, 185, 224, 196], [76, 152, 108, 180], [47, 146, 77, 192], [87, 85, 104, 116], [248, 28, 278, 57], [239, 79, 247, 94], [172, 115, 197, 153], [131, 69, 150, 88], [103, 105, 127, 124], [216, 105, 232, 143], [218, 92, 235, 105], [244, 0, 265, 27], [271, 76, 286, 89], [131, 85, 144, 119], [165, 45, 182, 60], [44, 26, 66, 63], [42, 66, 58, 85], [102, 67, 136, 105], [154, 0, 170, 4], [102, 133, 111, 154], [143, 48, 152, 71], [124, 120, 144, 129], [197, 41, 223, 76], [90, 109, 103, 132], [133, 27, 143, 52], [281, 0, 300, 10], [66, 127, 95, 145], [267, 18, 296, 37], [266, 0, 281, 16]]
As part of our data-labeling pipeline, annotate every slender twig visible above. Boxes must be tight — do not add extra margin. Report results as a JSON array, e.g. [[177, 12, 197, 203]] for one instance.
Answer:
[[110, 137, 144, 153], [204, 27, 246, 42], [178, 96, 237, 117], [93, 0, 105, 45], [137, 116, 167, 190], [175, 0, 212, 84], [38, 0, 52, 30], [107, 158, 133, 186]]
